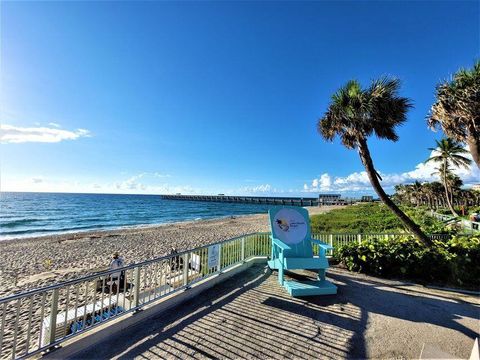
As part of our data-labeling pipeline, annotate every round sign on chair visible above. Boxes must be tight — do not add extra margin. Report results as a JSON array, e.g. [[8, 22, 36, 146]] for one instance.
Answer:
[[273, 208, 307, 245]]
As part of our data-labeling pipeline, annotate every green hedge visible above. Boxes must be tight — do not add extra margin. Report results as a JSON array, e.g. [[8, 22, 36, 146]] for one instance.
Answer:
[[335, 235, 480, 288]]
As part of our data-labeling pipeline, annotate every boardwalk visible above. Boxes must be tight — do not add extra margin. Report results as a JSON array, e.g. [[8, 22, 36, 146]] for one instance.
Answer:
[[72, 265, 479, 359]]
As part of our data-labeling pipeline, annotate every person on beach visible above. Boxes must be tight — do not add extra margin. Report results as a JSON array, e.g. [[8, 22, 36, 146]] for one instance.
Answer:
[[170, 247, 183, 271], [109, 252, 125, 292]]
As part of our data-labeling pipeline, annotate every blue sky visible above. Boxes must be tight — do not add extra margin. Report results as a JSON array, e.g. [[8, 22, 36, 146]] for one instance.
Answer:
[[1, 1, 479, 196]]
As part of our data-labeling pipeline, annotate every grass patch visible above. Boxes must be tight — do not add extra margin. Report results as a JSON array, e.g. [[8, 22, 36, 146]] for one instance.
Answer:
[[310, 203, 452, 234]]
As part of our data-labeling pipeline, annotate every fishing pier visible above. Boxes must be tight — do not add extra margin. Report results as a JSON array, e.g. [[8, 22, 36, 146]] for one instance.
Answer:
[[160, 194, 347, 206]]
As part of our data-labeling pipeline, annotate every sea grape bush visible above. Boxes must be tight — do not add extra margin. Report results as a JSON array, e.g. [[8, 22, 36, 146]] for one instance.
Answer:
[[335, 235, 480, 288]]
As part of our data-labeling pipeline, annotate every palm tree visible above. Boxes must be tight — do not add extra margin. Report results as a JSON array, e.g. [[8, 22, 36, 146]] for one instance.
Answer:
[[318, 77, 433, 246], [411, 181, 424, 206], [422, 182, 435, 209], [428, 60, 480, 169], [425, 138, 471, 216], [445, 172, 463, 206], [429, 181, 445, 209]]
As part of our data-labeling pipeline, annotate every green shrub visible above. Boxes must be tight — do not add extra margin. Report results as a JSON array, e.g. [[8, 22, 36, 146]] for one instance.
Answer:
[[335, 235, 480, 288]]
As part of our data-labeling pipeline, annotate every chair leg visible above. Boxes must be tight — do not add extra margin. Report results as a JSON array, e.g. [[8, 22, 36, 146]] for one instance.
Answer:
[[318, 269, 326, 281], [278, 253, 285, 286]]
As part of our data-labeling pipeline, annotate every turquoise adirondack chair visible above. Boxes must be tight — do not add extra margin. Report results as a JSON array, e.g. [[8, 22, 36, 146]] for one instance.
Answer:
[[267, 206, 337, 297]]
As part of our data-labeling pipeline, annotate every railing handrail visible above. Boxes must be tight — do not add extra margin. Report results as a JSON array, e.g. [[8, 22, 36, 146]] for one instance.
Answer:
[[0, 232, 452, 304], [430, 211, 480, 231], [0, 231, 266, 304]]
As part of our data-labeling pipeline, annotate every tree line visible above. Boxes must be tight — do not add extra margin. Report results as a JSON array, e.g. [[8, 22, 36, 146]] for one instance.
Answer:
[[317, 60, 479, 247]]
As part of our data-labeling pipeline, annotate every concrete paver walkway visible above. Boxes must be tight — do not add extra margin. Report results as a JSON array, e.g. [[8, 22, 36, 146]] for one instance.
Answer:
[[72, 265, 479, 359]]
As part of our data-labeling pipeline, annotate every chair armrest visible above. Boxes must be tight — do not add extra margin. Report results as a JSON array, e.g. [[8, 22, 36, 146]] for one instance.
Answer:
[[311, 239, 333, 250], [272, 237, 291, 251]]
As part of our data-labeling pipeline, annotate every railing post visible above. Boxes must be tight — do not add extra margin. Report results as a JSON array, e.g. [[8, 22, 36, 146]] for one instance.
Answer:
[[329, 234, 333, 247], [357, 234, 362, 245], [218, 243, 222, 272], [48, 288, 59, 346], [133, 266, 141, 309], [183, 253, 189, 286], [241, 237, 245, 262]]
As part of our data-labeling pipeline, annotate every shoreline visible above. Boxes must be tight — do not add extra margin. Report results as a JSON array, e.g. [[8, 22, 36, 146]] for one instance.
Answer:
[[0, 205, 343, 297], [0, 205, 332, 244], [0, 213, 248, 243]]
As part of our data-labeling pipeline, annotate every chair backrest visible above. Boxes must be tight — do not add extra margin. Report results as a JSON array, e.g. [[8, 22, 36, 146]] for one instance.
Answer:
[[269, 206, 313, 258]]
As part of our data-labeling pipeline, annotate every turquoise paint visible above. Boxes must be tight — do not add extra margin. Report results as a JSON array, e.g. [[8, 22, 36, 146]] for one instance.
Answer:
[[267, 206, 338, 297]]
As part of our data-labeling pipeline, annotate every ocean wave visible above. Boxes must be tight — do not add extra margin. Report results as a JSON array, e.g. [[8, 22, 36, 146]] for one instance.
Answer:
[[0, 218, 44, 228], [0, 192, 271, 241]]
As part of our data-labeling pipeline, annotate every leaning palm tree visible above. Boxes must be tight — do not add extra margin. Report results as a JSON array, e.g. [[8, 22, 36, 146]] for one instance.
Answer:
[[425, 138, 471, 216], [318, 77, 432, 246], [428, 60, 480, 169]]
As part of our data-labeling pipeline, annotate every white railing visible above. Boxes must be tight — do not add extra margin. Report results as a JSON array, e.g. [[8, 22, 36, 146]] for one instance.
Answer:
[[0, 232, 450, 359], [430, 211, 480, 232]]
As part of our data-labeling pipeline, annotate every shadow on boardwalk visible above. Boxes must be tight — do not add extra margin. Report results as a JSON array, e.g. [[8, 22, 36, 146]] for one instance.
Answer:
[[71, 265, 479, 359]]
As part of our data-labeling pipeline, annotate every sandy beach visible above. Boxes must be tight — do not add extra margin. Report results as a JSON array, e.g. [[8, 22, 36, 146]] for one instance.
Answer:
[[0, 206, 340, 298]]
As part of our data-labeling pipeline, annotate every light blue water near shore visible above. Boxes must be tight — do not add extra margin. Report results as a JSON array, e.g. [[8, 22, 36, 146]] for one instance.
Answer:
[[0, 192, 272, 240]]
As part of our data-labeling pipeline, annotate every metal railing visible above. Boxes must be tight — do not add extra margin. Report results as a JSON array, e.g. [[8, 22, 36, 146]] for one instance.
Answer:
[[0, 231, 449, 359], [430, 211, 480, 232]]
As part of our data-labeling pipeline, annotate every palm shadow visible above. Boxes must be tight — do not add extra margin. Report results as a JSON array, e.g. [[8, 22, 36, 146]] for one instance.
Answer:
[[263, 269, 479, 358]]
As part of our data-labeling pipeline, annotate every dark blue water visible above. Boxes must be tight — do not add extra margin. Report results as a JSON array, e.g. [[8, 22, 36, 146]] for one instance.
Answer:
[[0, 192, 271, 240]]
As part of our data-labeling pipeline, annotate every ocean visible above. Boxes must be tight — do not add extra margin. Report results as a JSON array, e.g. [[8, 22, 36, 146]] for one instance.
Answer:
[[0, 192, 272, 240]]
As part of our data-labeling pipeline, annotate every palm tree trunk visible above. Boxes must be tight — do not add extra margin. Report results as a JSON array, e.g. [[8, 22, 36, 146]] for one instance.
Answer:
[[357, 138, 433, 247], [442, 161, 458, 217], [466, 124, 480, 169]]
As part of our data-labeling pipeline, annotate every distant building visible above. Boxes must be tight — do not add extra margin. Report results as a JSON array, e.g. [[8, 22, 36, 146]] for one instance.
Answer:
[[361, 195, 374, 202], [318, 194, 342, 205]]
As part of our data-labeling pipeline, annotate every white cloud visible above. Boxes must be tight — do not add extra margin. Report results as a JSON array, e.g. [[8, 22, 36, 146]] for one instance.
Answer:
[[304, 149, 479, 194], [114, 173, 147, 190], [233, 184, 286, 195], [48, 122, 61, 128], [0, 124, 91, 144], [237, 184, 272, 194], [153, 172, 171, 178], [31, 177, 44, 184], [3, 173, 198, 196]]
